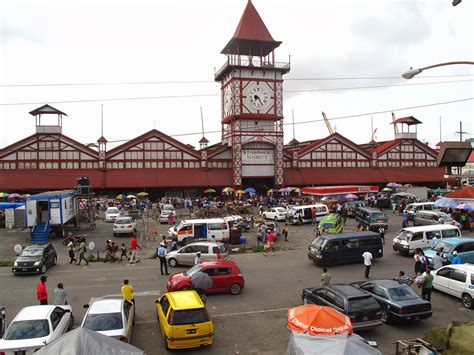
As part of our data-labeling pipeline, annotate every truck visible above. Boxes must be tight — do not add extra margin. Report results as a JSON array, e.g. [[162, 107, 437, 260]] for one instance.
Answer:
[[26, 190, 78, 243]]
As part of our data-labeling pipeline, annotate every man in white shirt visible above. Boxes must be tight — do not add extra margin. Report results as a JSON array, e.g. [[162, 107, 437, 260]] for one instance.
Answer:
[[362, 251, 373, 279], [194, 252, 202, 265]]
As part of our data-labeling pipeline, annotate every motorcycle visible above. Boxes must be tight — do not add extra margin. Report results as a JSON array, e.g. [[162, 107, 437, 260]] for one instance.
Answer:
[[63, 233, 87, 246]]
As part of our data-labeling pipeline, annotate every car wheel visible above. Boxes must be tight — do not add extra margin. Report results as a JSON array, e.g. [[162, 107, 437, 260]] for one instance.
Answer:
[[229, 283, 242, 295], [168, 258, 178, 267], [462, 293, 473, 309], [52, 256, 57, 265], [41, 264, 47, 274], [381, 309, 391, 324]]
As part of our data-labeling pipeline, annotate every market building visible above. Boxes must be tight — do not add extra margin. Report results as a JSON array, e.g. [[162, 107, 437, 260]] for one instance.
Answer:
[[0, 1, 447, 195]]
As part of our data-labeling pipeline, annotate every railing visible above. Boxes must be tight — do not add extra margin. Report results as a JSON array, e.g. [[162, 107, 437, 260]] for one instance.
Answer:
[[36, 125, 62, 134], [215, 58, 290, 79], [395, 132, 417, 139]]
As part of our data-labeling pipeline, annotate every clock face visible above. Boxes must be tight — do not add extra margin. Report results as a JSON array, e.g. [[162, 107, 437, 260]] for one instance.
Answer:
[[246, 82, 272, 111], [223, 85, 232, 116]]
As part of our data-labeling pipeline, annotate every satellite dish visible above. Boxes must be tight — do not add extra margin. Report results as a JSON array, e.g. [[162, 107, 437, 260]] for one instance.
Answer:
[[88, 241, 95, 250], [14, 244, 23, 254]]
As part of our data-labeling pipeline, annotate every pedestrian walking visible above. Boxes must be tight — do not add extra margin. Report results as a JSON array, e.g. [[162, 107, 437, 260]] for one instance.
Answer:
[[37, 276, 48, 305], [259, 223, 267, 246], [320, 267, 331, 286], [54, 283, 68, 305], [311, 207, 317, 225], [168, 212, 175, 225], [419, 269, 434, 302], [157, 242, 169, 275], [110, 242, 118, 262], [362, 250, 373, 279], [170, 238, 178, 251], [67, 240, 77, 264], [263, 229, 276, 256], [129, 234, 141, 264], [194, 252, 202, 265], [119, 243, 129, 262], [121, 279, 135, 305], [103, 240, 112, 262], [282, 223, 289, 241], [209, 235, 216, 244], [76, 241, 89, 265], [378, 227, 385, 245]]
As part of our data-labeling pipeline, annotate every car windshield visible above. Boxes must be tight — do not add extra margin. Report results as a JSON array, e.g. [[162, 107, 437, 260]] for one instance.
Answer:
[[434, 240, 453, 252], [320, 222, 335, 228], [349, 297, 379, 312], [388, 286, 418, 301], [170, 309, 209, 326], [4, 320, 50, 340], [115, 219, 132, 225], [83, 313, 123, 331], [184, 264, 203, 277], [396, 230, 411, 240], [438, 213, 453, 221], [371, 213, 386, 221], [288, 207, 298, 216], [275, 208, 286, 212], [107, 208, 119, 214], [21, 248, 44, 257], [310, 237, 326, 250]]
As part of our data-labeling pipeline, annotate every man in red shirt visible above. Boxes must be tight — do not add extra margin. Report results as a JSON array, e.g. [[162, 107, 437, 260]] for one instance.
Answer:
[[129, 234, 141, 264], [37, 275, 48, 305]]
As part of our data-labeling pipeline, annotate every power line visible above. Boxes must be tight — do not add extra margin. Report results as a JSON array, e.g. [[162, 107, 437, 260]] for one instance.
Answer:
[[0, 79, 472, 106], [1, 74, 472, 88]]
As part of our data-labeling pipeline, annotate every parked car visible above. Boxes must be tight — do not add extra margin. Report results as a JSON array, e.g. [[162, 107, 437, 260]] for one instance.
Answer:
[[166, 242, 228, 267], [112, 217, 137, 237], [432, 264, 474, 309], [352, 280, 432, 323], [0, 305, 73, 354], [404, 202, 437, 221], [105, 207, 121, 222], [167, 260, 245, 295], [318, 213, 344, 234], [343, 201, 365, 218], [155, 290, 213, 350], [12, 244, 57, 275], [263, 207, 287, 221], [256, 221, 281, 241], [301, 284, 383, 331], [413, 211, 454, 226], [354, 207, 388, 232], [81, 298, 134, 343], [160, 205, 176, 224], [424, 238, 474, 268]]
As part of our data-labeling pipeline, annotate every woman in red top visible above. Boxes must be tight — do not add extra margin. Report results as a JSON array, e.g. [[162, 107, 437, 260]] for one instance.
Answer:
[[264, 229, 276, 256], [37, 276, 48, 305]]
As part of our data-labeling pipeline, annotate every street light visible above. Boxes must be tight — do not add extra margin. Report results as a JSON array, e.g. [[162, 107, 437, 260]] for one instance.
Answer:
[[401, 61, 474, 79]]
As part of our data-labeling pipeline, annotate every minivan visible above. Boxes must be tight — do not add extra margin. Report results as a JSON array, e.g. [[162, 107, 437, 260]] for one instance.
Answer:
[[343, 201, 365, 218], [168, 218, 230, 245], [308, 231, 383, 266], [354, 207, 388, 232], [287, 204, 329, 225], [404, 202, 437, 221], [424, 238, 474, 268], [392, 224, 461, 256], [413, 210, 454, 226]]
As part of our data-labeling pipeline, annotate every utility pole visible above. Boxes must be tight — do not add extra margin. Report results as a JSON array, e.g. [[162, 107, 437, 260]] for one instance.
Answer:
[[455, 121, 467, 142]]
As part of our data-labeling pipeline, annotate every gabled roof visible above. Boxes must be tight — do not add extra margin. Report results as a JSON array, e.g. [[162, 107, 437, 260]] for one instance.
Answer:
[[288, 138, 299, 145], [444, 186, 474, 199], [221, 0, 281, 56], [29, 104, 67, 117], [97, 136, 108, 143], [373, 139, 401, 155], [391, 116, 422, 126], [199, 136, 209, 144], [297, 132, 372, 159], [106, 129, 200, 159]]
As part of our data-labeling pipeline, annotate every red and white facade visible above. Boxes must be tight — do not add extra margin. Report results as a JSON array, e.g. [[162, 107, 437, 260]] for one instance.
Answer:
[[0, 2, 448, 193]]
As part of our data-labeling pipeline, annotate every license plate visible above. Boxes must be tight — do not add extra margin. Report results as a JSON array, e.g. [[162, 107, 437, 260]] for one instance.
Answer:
[[187, 329, 197, 334], [22, 268, 28, 271], [363, 316, 368, 321]]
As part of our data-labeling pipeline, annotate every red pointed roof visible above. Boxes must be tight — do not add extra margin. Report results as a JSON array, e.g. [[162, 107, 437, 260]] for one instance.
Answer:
[[444, 186, 474, 199], [29, 104, 67, 117], [221, 0, 281, 56], [97, 136, 108, 143], [199, 136, 209, 144], [391, 116, 422, 126]]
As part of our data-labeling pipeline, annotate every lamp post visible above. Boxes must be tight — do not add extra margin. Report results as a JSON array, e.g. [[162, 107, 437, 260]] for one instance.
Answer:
[[401, 61, 474, 79]]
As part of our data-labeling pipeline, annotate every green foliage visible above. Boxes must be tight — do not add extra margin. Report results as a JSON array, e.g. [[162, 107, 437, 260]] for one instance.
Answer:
[[252, 246, 263, 253], [0, 259, 13, 267]]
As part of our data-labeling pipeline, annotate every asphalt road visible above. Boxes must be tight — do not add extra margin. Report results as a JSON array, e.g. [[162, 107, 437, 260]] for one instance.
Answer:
[[0, 212, 473, 354]]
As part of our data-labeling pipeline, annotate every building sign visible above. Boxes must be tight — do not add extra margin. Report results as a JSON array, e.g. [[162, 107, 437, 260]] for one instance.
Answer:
[[242, 149, 274, 164]]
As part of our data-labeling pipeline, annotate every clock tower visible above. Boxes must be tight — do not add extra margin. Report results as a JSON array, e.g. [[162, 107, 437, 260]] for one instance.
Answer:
[[215, 0, 290, 188]]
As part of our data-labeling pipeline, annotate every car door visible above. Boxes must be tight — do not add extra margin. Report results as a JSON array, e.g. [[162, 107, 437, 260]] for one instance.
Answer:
[[409, 232, 424, 251], [323, 290, 346, 314], [158, 296, 171, 336], [44, 246, 52, 267], [457, 242, 474, 264], [212, 267, 232, 292], [434, 267, 454, 294], [123, 300, 134, 341], [197, 245, 214, 263], [177, 246, 195, 265], [426, 230, 441, 248], [201, 267, 218, 292], [448, 269, 468, 298], [370, 285, 389, 309], [49, 307, 69, 341]]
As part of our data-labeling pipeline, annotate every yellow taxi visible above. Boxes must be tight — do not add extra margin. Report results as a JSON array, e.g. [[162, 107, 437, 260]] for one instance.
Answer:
[[155, 290, 214, 349]]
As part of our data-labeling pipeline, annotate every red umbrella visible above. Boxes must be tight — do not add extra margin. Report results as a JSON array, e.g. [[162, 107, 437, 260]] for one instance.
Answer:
[[287, 304, 353, 336]]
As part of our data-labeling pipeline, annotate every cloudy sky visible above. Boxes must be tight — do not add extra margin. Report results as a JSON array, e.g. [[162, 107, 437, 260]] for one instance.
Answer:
[[1, 0, 473, 151]]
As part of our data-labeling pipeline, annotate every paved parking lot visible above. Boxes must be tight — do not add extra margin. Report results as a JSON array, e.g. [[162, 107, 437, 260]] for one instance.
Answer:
[[0, 210, 472, 354]]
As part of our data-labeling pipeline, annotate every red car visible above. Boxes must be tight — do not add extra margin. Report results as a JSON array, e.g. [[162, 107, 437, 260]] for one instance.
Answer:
[[167, 260, 245, 295]]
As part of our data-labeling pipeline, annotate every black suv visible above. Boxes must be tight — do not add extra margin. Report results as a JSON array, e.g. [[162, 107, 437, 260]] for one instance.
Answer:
[[343, 201, 365, 218], [354, 207, 388, 232], [301, 283, 383, 331], [12, 244, 57, 275]]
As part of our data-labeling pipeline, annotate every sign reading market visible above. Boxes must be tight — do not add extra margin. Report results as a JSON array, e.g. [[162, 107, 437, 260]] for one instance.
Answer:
[[242, 149, 274, 164]]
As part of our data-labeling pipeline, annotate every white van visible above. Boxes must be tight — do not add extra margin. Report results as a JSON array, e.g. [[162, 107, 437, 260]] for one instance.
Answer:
[[404, 202, 438, 220], [168, 218, 230, 245], [392, 224, 461, 255], [287, 204, 329, 225]]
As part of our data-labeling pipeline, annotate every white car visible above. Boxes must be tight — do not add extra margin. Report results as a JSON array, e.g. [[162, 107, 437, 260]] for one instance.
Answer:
[[433, 263, 474, 309], [0, 305, 73, 354], [166, 242, 228, 267], [262, 207, 287, 221], [105, 207, 121, 222], [81, 298, 134, 343], [112, 217, 137, 236]]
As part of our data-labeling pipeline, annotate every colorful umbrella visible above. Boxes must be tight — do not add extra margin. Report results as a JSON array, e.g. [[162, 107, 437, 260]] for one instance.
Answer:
[[203, 188, 216, 193], [126, 194, 136, 199], [222, 187, 234, 193], [455, 203, 473, 211], [267, 188, 279, 193], [287, 304, 353, 336], [8, 193, 21, 199], [137, 192, 149, 197], [21, 194, 31, 200], [235, 189, 245, 194], [294, 188, 301, 193], [344, 193, 358, 200], [433, 197, 457, 209], [244, 187, 256, 194], [0, 192, 9, 198], [381, 187, 392, 192], [387, 182, 401, 188], [116, 194, 126, 200]]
